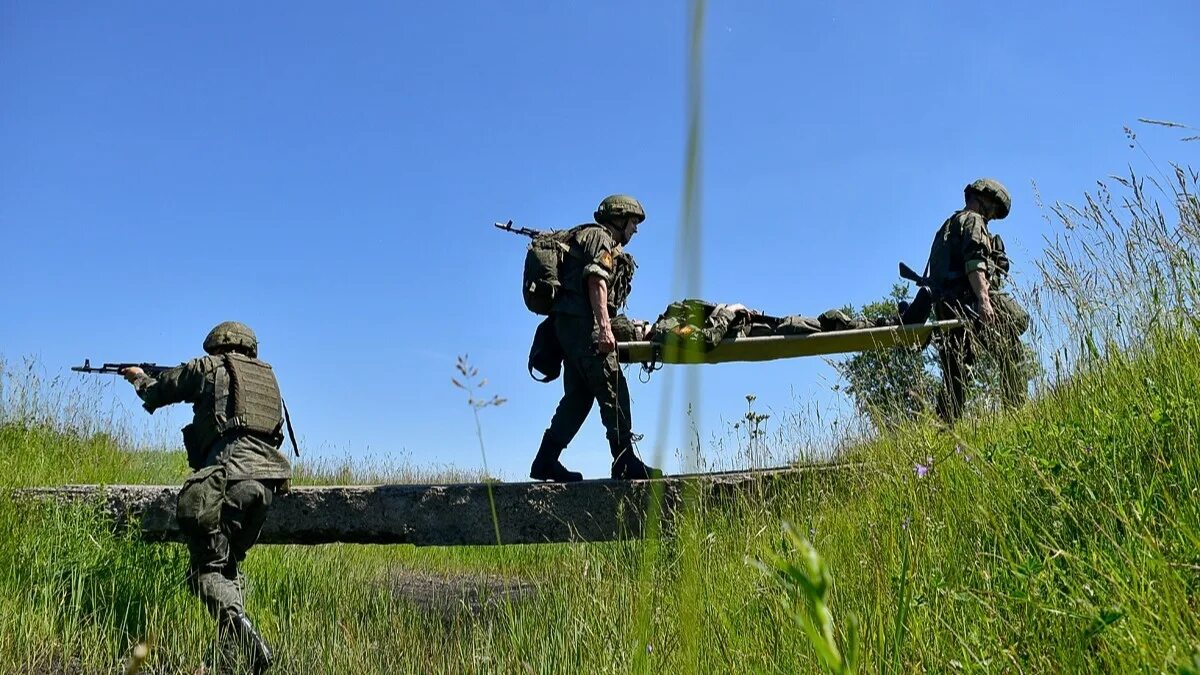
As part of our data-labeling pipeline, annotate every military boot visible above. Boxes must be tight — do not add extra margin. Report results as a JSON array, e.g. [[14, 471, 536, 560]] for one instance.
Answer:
[[220, 613, 273, 674], [611, 449, 663, 480], [529, 434, 583, 482]]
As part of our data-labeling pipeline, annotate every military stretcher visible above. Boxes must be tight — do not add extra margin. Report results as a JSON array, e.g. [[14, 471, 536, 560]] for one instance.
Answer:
[[617, 319, 962, 365]]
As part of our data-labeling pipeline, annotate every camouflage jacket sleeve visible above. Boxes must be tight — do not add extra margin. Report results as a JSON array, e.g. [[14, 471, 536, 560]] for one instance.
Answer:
[[575, 226, 618, 284], [132, 358, 208, 413], [958, 211, 993, 275]]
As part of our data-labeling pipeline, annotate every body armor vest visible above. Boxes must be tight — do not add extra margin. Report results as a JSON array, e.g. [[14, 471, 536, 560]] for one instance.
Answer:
[[185, 354, 284, 459], [214, 353, 284, 439]]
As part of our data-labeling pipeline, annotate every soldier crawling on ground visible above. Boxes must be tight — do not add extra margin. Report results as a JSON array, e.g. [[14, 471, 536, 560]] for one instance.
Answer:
[[529, 195, 663, 483], [119, 321, 293, 673], [922, 178, 1031, 424]]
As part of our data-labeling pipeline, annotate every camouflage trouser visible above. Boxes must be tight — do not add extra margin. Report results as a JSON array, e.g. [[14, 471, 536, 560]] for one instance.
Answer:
[[545, 312, 634, 458], [935, 292, 1030, 423], [178, 473, 275, 625]]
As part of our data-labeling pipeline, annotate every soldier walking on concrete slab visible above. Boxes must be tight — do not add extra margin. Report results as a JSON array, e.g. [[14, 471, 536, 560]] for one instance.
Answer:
[[924, 179, 1031, 424], [530, 195, 663, 482], [120, 321, 294, 673]]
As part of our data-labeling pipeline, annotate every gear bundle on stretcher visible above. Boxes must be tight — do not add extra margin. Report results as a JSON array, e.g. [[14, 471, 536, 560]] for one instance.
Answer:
[[608, 297, 960, 366], [618, 319, 961, 366]]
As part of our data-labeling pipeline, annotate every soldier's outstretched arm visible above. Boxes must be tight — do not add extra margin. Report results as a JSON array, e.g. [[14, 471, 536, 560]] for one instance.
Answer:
[[121, 360, 206, 413]]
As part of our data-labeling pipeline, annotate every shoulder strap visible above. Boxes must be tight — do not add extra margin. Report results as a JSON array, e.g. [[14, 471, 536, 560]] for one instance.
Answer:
[[281, 398, 300, 457], [558, 223, 603, 262]]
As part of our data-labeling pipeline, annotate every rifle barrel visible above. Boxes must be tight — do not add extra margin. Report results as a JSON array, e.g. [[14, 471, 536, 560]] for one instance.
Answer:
[[493, 220, 545, 238]]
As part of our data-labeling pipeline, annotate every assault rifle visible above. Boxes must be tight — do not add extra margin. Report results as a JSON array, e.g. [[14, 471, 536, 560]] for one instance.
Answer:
[[896, 261, 982, 324], [494, 220, 548, 239], [73, 358, 303, 459], [896, 261, 936, 325], [71, 360, 172, 376]]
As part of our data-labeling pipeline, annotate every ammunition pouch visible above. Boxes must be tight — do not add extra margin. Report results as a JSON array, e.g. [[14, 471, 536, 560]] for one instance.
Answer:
[[176, 464, 227, 536], [181, 423, 213, 470], [991, 292, 1030, 337], [608, 251, 637, 309]]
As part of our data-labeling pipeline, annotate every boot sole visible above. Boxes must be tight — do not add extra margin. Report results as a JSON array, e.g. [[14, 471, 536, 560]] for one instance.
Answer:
[[529, 471, 584, 483]]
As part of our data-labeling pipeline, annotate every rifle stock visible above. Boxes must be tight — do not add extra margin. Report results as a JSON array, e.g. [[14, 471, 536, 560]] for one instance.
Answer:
[[898, 261, 928, 286]]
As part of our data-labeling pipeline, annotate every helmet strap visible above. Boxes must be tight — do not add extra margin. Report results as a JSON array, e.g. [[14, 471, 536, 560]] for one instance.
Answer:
[[965, 193, 991, 220]]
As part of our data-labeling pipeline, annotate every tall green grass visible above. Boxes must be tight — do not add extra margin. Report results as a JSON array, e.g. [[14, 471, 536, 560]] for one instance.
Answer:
[[2, 322, 1197, 671], [3, 54, 1198, 675]]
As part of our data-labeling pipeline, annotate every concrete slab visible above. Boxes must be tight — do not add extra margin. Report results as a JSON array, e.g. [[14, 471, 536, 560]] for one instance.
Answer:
[[12, 465, 850, 546]]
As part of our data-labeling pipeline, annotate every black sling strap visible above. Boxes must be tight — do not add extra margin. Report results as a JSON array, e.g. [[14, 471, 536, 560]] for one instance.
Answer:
[[281, 398, 300, 458]]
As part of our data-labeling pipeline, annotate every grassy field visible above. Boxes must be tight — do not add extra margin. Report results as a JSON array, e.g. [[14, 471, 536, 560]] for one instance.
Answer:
[[2, 167, 1199, 673], [2, 327, 1198, 674]]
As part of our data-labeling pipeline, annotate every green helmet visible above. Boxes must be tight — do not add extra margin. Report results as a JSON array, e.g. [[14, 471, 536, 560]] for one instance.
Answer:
[[965, 178, 1011, 220], [203, 321, 258, 358], [594, 194, 645, 226]]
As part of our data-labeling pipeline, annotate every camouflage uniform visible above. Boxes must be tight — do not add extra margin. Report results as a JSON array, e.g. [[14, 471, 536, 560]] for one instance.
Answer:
[[542, 224, 638, 463], [531, 194, 659, 481], [926, 180, 1029, 423], [130, 322, 288, 671]]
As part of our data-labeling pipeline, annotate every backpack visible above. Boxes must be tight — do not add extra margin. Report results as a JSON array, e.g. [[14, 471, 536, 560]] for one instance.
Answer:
[[522, 225, 586, 315]]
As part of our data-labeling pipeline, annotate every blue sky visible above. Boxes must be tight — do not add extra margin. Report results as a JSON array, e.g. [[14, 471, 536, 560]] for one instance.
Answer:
[[2, 1, 1197, 480]]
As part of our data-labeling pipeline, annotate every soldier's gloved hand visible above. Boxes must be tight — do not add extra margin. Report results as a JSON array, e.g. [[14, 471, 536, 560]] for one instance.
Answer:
[[119, 366, 145, 383], [597, 326, 618, 354]]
